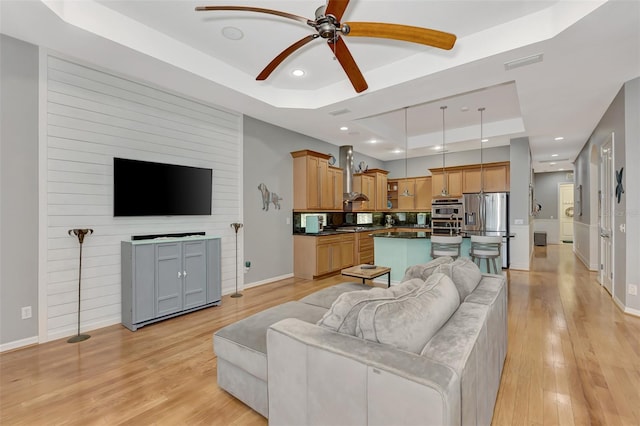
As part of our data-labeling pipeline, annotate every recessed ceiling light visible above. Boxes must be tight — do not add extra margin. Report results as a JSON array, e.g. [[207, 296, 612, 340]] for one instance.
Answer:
[[369, 139, 377, 144], [549, 162, 556, 165], [461, 106, 469, 112], [433, 146, 442, 151], [340, 126, 348, 131], [558, 168, 565, 171], [291, 69, 305, 77], [481, 138, 489, 142], [554, 136, 564, 141], [221, 26, 244, 40], [393, 149, 403, 154], [551, 154, 559, 157]]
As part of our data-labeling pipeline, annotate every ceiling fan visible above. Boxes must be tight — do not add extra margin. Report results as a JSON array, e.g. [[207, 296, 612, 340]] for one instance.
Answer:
[[195, 0, 457, 93]]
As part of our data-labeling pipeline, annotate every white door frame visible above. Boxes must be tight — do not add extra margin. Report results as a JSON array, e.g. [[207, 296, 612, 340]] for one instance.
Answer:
[[558, 183, 574, 243], [599, 133, 614, 295]]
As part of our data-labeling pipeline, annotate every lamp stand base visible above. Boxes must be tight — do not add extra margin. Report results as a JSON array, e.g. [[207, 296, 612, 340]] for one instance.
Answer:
[[67, 334, 90, 343], [230, 293, 243, 298]]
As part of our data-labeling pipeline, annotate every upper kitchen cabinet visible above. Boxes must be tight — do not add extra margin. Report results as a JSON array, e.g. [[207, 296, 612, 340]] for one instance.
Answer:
[[415, 176, 432, 209], [431, 170, 463, 198], [328, 166, 344, 210], [291, 150, 342, 211], [352, 173, 375, 211], [368, 169, 389, 211], [462, 162, 510, 193], [432, 162, 510, 195], [352, 169, 389, 211], [397, 178, 416, 210]]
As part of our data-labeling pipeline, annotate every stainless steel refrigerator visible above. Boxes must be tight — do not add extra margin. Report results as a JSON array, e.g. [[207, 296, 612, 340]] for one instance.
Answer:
[[463, 192, 509, 268]]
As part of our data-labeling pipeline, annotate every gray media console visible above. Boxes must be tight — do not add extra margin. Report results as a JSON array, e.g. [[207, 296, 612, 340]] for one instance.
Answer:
[[121, 236, 222, 331]]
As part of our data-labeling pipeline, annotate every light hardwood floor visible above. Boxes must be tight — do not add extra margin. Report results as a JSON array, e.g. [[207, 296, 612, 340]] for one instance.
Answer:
[[1, 244, 639, 425]]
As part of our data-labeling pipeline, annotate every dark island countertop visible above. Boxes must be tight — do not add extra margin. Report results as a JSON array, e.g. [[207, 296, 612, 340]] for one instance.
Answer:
[[372, 231, 515, 239]]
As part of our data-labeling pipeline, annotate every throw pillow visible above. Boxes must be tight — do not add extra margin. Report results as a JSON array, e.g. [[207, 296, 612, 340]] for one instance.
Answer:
[[434, 257, 482, 303], [401, 256, 454, 282], [316, 278, 425, 335], [355, 273, 460, 354]]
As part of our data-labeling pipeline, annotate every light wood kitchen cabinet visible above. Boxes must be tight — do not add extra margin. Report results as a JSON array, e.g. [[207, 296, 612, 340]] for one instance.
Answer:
[[386, 177, 431, 211], [291, 150, 342, 211], [352, 173, 375, 211], [415, 177, 432, 210], [397, 178, 416, 210], [328, 167, 344, 210], [365, 169, 389, 211], [294, 234, 355, 279], [461, 162, 510, 193], [355, 232, 374, 264], [431, 170, 463, 197]]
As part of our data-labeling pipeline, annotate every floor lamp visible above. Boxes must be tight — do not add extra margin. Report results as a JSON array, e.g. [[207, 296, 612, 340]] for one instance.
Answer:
[[230, 223, 243, 298], [68, 228, 93, 343]]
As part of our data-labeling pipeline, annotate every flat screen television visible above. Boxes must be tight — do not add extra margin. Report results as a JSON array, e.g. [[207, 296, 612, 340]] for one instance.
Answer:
[[114, 157, 212, 216]]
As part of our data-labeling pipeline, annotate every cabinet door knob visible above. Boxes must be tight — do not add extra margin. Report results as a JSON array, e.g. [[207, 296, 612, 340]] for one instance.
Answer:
[[178, 271, 182, 278], [183, 271, 188, 277]]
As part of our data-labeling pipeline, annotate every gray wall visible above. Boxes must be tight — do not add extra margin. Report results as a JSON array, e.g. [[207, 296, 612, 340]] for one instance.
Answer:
[[533, 171, 574, 220], [242, 116, 383, 285], [383, 146, 510, 178], [0, 35, 39, 345], [509, 138, 532, 225], [574, 77, 639, 310]]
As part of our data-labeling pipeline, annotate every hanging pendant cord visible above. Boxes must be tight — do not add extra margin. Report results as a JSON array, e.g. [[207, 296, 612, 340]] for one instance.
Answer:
[[479, 107, 485, 194], [440, 106, 448, 196]]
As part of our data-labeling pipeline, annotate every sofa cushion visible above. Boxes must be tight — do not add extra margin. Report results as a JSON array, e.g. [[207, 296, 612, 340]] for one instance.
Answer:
[[355, 273, 460, 354], [214, 301, 327, 382], [316, 278, 426, 336], [299, 282, 373, 309], [401, 256, 454, 282], [434, 257, 483, 303]]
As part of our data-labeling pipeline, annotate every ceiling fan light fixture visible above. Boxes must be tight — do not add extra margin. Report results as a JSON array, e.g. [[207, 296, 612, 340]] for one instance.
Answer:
[[291, 69, 305, 77]]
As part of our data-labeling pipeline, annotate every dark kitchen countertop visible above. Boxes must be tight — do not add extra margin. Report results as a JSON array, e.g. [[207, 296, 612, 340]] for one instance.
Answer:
[[293, 225, 433, 236]]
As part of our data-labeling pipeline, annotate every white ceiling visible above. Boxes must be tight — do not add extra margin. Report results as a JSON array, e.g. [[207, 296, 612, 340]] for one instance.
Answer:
[[2, 0, 639, 173]]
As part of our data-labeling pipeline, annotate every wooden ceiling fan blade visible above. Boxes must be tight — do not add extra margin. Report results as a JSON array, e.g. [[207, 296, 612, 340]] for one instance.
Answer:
[[257, 35, 318, 81], [329, 37, 368, 93], [325, 0, 350, 21], [344, 22, 456, 50], [195, 6, 311, 25]]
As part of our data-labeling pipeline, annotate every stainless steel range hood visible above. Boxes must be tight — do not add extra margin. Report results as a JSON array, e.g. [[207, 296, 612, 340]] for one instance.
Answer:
[[339, 146, 369, 203]]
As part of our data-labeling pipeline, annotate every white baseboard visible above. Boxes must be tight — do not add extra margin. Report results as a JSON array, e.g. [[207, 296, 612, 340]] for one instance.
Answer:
[[240, 273, 294, 291], [45, 316, 121, 343], [613, 295, 640, 317], [0, 336, 39, 353]]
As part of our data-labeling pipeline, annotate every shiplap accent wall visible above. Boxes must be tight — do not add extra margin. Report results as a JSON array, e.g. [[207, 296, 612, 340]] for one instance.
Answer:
[[43, 54, 242, 340]]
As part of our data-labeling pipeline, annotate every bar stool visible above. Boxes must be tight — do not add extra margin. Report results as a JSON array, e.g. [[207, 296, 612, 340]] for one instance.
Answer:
[[430, 235, 463, 260], [470, 235, 502, 274]]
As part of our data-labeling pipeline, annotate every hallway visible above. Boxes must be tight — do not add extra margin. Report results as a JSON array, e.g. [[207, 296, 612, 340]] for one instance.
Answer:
[[493, 244, 640, 425]]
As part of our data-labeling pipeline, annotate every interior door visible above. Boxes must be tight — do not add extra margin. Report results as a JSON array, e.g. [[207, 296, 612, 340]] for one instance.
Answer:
[[600, 136, 613, 294], [559, 183, 574, 243]]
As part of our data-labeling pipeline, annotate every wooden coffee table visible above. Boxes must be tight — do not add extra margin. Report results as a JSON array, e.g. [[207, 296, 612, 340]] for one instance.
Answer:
[[341, 265, 391, 288]]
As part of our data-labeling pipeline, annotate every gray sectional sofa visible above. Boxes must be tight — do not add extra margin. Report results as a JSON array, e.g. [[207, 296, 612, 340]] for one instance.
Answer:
[[213, 257, 507, 425]]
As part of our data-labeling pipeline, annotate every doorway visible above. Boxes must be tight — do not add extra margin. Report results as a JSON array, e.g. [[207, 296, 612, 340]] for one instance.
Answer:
[[599, 134, 614, 295], [559, 183, 574, 243]]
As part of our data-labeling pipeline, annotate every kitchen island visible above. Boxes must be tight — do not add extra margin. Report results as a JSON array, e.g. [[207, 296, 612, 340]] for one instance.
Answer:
[[373, 231, 508, 283]]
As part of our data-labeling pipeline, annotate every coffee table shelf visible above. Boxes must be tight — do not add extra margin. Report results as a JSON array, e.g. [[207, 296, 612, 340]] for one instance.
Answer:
[[341, 265, 391, 288]]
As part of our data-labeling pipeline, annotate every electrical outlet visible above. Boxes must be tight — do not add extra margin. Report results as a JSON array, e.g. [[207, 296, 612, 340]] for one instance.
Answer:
[[21, 306, 32, 319], [629, 284, 638, 296], [514, 219, 524, 225]]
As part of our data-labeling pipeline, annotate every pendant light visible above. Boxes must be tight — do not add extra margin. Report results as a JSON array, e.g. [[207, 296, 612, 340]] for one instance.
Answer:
[[478, 107, 485, 194], [440, 105, 449, 197], [400, 106, 413, 197]]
